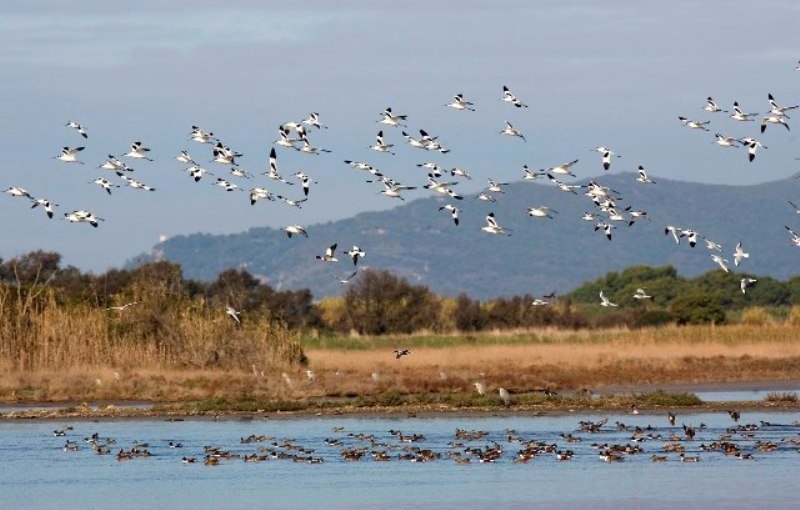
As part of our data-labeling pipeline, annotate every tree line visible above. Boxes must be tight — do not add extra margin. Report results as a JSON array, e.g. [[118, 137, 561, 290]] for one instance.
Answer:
[[2, 251, 799, 337]]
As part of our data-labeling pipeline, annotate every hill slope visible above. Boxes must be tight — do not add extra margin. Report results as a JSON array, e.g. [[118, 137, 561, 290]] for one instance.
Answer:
[[144, 174, 800, 299]]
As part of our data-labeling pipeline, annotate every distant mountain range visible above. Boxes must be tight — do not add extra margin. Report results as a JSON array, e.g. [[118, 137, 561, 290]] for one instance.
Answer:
[[139, 173, 800, 299]]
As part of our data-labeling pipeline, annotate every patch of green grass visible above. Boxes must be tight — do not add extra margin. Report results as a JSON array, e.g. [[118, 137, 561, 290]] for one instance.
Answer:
[[629, 390, 703, 407]]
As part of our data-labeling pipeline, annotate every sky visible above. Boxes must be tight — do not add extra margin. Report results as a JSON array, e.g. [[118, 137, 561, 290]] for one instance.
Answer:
[[0, 0, 798, 273]]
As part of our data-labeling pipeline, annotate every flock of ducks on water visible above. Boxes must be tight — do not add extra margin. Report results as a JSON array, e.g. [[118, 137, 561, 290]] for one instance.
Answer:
[[4, 62, 799, 329], [51, 409, 800, 465]]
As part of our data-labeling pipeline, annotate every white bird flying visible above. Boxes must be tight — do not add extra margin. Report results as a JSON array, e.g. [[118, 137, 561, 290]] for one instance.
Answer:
[[767, 93, 798, 117], [678, 116, 710, 131], [785, 226, 800, 246], [665, 225, 681, 244], [501, 85, 528, 108], [445, 93, 475, 111], [636, 166, 655, 184], [714, 134, 740, 147], [226, 305, 241, 323], [105, 301, 141, 312], [265, 148, 293, 184], [90, 177, 119, 195], [124, 141, 153, 161], [30, 198, 57, 219], [276, 195, 308, 209], [378, 107, 407, 127], [486, 178, 509, 194], [65, 120, 88, 138], [730, 102, 758, 122], [703, 97, 727, 113], [213, 178, 242, 192], [293, 172, 316, 196], [370, 130, 395, 154], [481, 212, 510, 236], [302, 112, 327, 129], [274, 125, 299, 149], [55, 146, 85, 164], [549, 159, 579, 177], [450, 167, 472, 180], [522, 165, 545, 181], [599, 290, 618, 307], [703, 238, 723, 251], [733, 241, 749, 266], [98, 155, 131, 172], [346, 246, 366, 266], [761, 115, 790, 133], [249, 187, 274, 205], [63, 210, 103, 227], [438, 204, 460, 226], [5, 186, 32, 199], [176, 150, 195, 165], [740, 278, 757, 295], [527, 206, 557, 219], [185, 165, 213, 182], [121, 175, 156, 192], [595, 222, 615, 241], [283, 225, 309, 238], [633, 288, 652, 300], [500, 121, 526, 142], [190, 125, 217, 144], [711, 254, 730, 273], [316, 243, 339, 262], [333, 271, 358, 284]]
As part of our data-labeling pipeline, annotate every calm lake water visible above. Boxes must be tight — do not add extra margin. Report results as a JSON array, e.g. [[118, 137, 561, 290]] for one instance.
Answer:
[[1, 411, 798, 510]]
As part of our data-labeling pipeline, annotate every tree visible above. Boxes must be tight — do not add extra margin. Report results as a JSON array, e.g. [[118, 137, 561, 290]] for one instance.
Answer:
[[344, 269, 439, 335], [670, 291, 726, 325]]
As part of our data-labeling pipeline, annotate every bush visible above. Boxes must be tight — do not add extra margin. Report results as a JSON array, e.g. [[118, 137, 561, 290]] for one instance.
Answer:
[[739, 307, 772, 326], [633, 310, 675, 328], [670, 292, 726, 325]]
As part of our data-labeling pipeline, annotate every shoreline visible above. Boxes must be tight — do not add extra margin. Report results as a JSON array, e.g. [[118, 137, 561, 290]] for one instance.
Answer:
[[2, 379, 797, 421]]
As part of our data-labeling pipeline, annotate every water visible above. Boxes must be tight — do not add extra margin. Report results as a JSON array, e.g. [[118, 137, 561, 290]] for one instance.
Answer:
[[1, 411, 798, 510]]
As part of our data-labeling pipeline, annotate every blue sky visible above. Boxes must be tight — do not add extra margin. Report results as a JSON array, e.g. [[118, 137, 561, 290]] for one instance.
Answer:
[[1, 0, 798, 272]]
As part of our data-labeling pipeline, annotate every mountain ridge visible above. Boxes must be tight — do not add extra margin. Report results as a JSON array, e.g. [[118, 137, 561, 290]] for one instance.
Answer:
[[140, 173, 800, 299]]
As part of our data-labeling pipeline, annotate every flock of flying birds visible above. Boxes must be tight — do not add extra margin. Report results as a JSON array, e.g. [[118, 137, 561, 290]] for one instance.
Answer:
[[4, 67, 800, 320]]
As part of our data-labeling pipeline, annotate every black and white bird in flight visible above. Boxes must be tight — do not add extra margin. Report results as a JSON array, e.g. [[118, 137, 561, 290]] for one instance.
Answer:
[[293, 172, 316, 196], [678, 116, 710, 131], [63, 210, 103, 227], [501, 85, 528, 108], [760, 115, 790, 133], [703, 97, 727, 113], [333, 271, 358, 284], [636, 166, 655, 184], [346, 246, 366, 266], [65, 120, 88, 138], [30, 198, 57, 218], [276, 195, 307, 209], [90, 177, 119, 195], [226, 305, 241, 324], [445, 93, 475, 111], [599, 291, 618, 307], [283, 225, 309, 238], [316, 243, 339, 262], [393, 348, 412, 359], [730, 102, 758, 122], [439, 204, 460, 226], [500, 121, 526, 142], [249, 187, 274, 205], [767, 93, 798, 117], [370, 130, 395, 155], [378, 107, 407, 127], [482, 212, 510, 236], [302, 112, 327, 129], [121, 175, 156, 192], [740, 278, 757, 295], [5, 186, 32, 199], [124, 141, 153, 161], [55, 146, 85, 164]]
